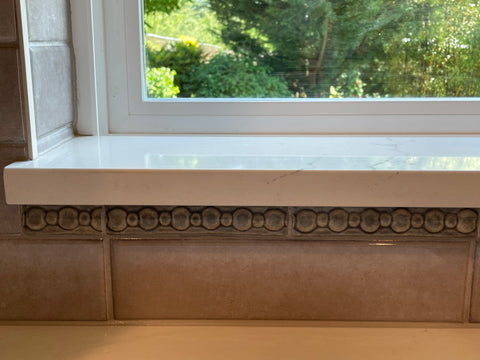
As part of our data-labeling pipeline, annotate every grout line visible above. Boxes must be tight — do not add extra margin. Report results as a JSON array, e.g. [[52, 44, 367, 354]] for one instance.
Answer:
[[463, 239, 476, 322], [287, 207, 293, 237], [0, 141, 27, 149], [476, 209, 480, 239], [103, 237, 114, 320], [0, 234, 24, 240], [102, 206, 115, 320], [29, 40, 71, 47], [0, 42, 18, 48], [20, 205, 25, 236], [1, 319, 480, 328]]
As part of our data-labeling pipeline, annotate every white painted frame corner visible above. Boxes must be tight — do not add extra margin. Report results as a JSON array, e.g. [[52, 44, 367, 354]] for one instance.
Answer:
[[70, 0, 109, 136]]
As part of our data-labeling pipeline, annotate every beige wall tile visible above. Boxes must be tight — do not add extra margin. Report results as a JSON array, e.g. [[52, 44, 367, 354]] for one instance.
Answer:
[[0, 0, 16, 43], [112, 240, 469, 321], [0, 146, 27, 235], [0, 239, 106, 320], [0, 49, 24, 143], [469, 246, 480, 321]]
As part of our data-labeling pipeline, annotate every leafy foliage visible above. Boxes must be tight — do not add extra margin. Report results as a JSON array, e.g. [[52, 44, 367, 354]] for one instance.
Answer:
[[208, 0, 480, 97], [144, 0, 224, 46], [208, 0, 384, 96], [145, 0, 480, 98], [146, 37, 204, 97], [193, 54, 291, 97], [380, 0, 480, 97], [144, 0, 182, 14], [145, 67, 180, 98]]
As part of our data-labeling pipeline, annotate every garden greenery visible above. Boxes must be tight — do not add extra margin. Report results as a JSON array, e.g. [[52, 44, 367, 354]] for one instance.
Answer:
[[144, 0, 480, 98]]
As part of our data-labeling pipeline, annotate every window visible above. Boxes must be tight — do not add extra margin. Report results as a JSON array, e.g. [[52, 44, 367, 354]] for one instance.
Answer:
[[72, 0, 480, 136], [6, 0, 480, 206], [143, 0, 480, 100]]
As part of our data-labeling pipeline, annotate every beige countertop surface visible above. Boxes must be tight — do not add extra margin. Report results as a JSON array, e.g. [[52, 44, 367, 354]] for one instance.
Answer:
[[1, 322, 480, 360]]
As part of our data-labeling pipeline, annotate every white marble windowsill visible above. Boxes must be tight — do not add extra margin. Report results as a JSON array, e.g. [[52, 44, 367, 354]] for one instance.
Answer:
[[5, 135, 480, 207]]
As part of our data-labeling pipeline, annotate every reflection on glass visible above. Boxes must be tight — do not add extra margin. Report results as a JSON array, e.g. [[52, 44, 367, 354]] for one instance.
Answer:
[[143, 0, 480, 98]]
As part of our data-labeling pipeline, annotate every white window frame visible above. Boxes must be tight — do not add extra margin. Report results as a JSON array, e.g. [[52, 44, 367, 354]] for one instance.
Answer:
[[72, 0, 480, 136]]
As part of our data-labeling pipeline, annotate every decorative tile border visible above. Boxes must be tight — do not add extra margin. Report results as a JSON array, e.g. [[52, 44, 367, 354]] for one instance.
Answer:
[[106, 207, 288, 235], [293, 208, 478, 235], [24, 206, 102, 233], [23, 206, 479, 237]]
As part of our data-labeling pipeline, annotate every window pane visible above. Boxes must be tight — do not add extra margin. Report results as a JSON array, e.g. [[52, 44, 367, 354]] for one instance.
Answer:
[[143, 0, 480, 98]]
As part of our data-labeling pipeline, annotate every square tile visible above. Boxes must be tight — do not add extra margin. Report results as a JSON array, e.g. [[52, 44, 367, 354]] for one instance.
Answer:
[[0, 0, 16, 42], [27, 0, 69, 42], [0, 239, 106, 320], [0, 49, 24, 143], [0, 146, 27, 235], [112, 240, 469, 321], [30, 46, 73, 137]]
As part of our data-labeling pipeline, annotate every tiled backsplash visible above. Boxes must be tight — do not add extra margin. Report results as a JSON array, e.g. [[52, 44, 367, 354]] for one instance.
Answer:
[[7, 204, 478, 322]]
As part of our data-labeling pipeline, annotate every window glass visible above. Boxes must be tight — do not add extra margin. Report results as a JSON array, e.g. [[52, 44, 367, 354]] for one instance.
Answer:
[[143, 0, 480, 99]]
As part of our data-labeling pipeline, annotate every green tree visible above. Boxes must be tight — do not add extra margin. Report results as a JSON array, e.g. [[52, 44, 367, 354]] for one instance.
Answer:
[[144, 0, 182, 14], [381, 0, 480, 97], [146, 36, 204, 97], [208, 0, 480, 97], [193, 54, 291, 97], [144, 0, 224, 46], [146, 0, 480, 98], [208, 0, 409, 96]]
